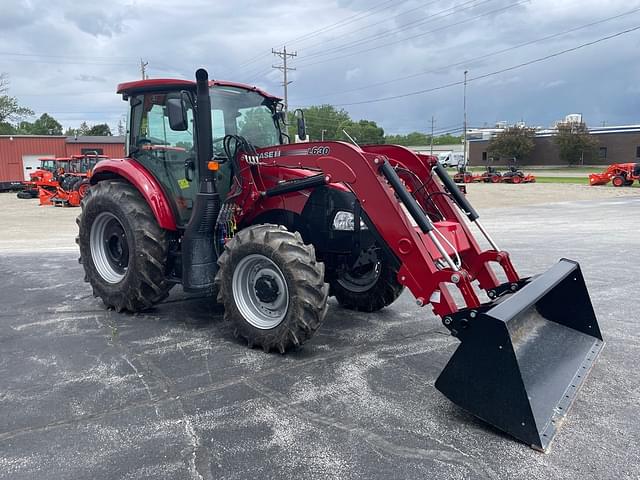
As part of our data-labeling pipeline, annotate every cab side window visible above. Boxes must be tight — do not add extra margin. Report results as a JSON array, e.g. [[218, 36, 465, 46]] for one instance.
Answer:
[[130, 92, 197, 225]]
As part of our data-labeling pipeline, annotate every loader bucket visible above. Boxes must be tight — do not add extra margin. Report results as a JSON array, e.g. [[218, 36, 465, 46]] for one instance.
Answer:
[[435, 259, 603, 451]]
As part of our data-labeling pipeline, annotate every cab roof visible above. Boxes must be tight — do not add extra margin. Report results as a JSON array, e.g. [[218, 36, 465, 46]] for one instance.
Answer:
[[116, 78, 281, 101]]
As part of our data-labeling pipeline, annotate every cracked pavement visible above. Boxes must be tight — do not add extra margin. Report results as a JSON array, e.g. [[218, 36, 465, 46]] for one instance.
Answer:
[[0, 196, 639, 479]]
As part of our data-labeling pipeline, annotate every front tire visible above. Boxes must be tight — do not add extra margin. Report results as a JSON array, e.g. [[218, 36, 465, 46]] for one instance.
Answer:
[[77, 180, 172, 312], [216, 224, 329, 353]]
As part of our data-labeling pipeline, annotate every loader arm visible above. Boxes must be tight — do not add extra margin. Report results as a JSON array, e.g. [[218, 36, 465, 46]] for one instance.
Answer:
[[250, 141, 512, 318], [247, 141, 603, 452]]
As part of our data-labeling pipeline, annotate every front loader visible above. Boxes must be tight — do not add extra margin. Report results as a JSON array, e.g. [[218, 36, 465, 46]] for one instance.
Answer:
[[77, 69, 603, 451]]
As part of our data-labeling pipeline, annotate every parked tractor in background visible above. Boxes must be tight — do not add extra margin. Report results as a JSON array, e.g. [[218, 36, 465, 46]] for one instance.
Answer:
[[40, 153, 104, 207], [16, 157, 59, 198], [77, 69, 603, 451], [589, 163, 640, 186]]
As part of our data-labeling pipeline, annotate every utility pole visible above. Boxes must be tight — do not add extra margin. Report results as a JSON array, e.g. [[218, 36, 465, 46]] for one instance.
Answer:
[[430, 116, 435, 155], [463, 70, 468, 166], [272, 46, 297, 112], [321, 129, 327, 141], [140, 59, 149, 80]]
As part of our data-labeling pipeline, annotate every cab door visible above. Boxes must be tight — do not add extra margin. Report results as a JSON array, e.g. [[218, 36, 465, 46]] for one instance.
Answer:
[[129, 91, 198, 226]]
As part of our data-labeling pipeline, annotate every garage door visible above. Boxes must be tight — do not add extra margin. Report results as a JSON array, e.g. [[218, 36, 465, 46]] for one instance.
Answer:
[[22, 154, 53, 181]]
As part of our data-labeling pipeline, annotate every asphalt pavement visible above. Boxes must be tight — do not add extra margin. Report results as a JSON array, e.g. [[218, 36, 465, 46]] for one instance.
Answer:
[[1, 196, 639, 479]]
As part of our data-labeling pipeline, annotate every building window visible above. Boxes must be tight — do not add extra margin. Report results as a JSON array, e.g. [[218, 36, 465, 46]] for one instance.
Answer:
[[599, 147, 607, 160], [482, 151, 487, 162], [81, 148, 103, 155], [636, 146, 640, 158]]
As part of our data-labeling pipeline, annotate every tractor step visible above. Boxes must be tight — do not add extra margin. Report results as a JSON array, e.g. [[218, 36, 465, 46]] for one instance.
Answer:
[[435, 258, 603, 451]]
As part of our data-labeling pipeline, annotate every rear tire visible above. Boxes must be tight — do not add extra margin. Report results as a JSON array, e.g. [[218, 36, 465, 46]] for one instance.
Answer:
[[215, 224, 329, 353], [16, 191, 33, 199], [331, 255, 403, 312], [76, 180, 172, 312], [612, 175, 624, 187], [511, 174, 522, 184]]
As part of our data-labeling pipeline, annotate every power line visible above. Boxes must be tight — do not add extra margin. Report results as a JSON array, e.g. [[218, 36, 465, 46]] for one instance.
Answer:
[[229, 0, 405, 76], [294, 0, 444, 54], [285, 0, 403, 47], [297, 0, 485, 62], [295, 0, 526, 69], [292, 6, 640, 103], [316, 25, 640, 107]]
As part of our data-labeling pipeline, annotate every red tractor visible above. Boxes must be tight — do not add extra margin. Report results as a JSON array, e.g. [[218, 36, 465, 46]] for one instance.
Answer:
[[589, 163, 640, 187], [43, 153, 105, 207], [16, 157, 59, 199], [77, 69, 602, 451]]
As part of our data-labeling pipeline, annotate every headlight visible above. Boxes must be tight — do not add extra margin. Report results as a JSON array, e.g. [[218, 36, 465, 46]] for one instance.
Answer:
[[331, 211, 368, 231]]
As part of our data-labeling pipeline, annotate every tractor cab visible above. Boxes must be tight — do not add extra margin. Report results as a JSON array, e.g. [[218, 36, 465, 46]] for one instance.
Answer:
[[118, 79, 283, 225], [38, 157, 57, 172], [72, 153, 107, 175]]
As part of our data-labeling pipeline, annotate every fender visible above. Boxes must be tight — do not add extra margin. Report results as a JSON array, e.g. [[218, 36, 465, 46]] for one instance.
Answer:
[[90, 158, 177, 231]]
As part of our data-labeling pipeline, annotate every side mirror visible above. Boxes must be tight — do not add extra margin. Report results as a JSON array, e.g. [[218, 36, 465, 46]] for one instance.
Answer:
[[167, 97, 188, 131], [294, 109, 306, 141]]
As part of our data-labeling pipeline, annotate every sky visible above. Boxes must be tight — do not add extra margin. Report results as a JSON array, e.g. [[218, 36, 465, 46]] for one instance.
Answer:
[[1, 0, 639, 136]]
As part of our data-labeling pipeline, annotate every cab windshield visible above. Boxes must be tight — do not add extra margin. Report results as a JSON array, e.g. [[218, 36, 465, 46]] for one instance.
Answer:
[[210, 86, 280, 155]]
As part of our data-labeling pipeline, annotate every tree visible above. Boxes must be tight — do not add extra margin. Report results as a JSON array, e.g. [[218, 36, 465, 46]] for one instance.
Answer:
[[384, 131, 462, 146], [85, 123, 112, 136], [339, 119, 384, 145], [0, 121, 17, 134], [554, 122, 598, 165], [385, 131, 429, 146], [17, 113, 63, 135], [487, 126, 536, 162], [0, 73, 34, 124], [65, 122, 91, 137], [433, 133, 463, 145], [292, 105, 351, 141]]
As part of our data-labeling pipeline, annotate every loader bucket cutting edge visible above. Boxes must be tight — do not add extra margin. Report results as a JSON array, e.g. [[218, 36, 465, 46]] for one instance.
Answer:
[[435, 258, 603, 452]]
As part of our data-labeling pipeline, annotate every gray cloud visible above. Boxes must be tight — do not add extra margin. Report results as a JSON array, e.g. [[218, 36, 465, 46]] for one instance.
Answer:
[[1, 0, 638, 133]]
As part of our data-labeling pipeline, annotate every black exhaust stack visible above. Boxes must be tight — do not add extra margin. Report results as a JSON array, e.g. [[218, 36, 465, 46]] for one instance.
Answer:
[[181, 68, 221, 292]]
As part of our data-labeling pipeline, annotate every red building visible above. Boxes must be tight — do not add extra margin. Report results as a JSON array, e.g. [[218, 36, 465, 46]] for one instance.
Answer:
[[0, 135, 125, 181]]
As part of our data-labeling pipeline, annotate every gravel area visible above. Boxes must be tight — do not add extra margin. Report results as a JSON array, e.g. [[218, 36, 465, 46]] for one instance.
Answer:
[[465, 182, 637, 209], [0, 184, 636, 252], [1, 195, 638, 479]]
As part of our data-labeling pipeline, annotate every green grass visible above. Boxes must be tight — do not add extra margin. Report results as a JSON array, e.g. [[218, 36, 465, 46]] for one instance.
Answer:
[[534, 176, 640, 187], [447, 166, 604, 174], [533, 176, 589, 184]]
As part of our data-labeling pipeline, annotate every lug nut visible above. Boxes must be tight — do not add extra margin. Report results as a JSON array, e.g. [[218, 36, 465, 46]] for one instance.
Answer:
[[451, 273, 460, 283], [444, 317, 452, 325]]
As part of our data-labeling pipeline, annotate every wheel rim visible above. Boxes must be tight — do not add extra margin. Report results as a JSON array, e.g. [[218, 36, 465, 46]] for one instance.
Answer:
[[90, 212, 129, 283], [337, 261, 382, 293], [232, 254, 289, 330], [78, 183, 89, 198]]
